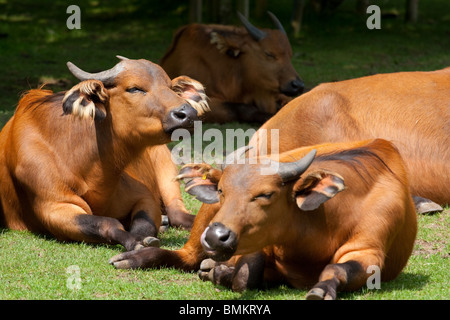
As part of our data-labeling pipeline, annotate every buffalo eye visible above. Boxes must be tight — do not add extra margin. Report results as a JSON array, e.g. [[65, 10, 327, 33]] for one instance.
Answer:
[[126, 87, 146, 94], [252, 192, 274, 201], [264, 51, 276, 60]]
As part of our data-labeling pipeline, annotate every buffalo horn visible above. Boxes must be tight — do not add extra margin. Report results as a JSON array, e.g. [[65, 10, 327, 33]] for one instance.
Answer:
[[237, 11, 266, 41], [267, 11, 287, 35], [222, 146, 253, 170], [66, 60, 124, 86], [116, 55, 129, 61], [275, 149, 317, 182]]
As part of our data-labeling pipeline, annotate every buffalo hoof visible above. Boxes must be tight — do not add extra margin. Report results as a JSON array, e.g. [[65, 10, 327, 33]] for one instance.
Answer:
[[166, 208, 196, 230], [109, 246, 163, 269], [132, 236, 160, 251], [198, 258, 217, 282], [306, 288, 329, 300], [413, 196, 443, 214], [142, 236, 160, 247], [306, 287, 336, 300], [159, 215, 169, 233], [198, 258, 235, 289], [306, 279, 338, 300]]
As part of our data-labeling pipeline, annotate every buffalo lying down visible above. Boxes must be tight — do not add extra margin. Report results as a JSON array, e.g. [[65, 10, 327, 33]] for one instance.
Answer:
[[110, 139, 417, 300], [0, 57, 209, 250], [160, 12, 303, 123]]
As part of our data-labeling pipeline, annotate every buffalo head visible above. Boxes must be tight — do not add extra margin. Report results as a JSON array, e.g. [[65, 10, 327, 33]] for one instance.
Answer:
[[237, 12, 304, 99], [176, 148, 346, 262], [64, 56, 209, 144]]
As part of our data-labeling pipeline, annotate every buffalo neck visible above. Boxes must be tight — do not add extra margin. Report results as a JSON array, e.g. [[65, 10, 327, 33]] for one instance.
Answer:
[[93, 116, 148, 179]]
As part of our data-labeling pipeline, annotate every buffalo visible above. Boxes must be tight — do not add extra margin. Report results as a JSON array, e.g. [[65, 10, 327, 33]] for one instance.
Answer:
[[0, 57, 209, 250], [160, 12, 303, 123]]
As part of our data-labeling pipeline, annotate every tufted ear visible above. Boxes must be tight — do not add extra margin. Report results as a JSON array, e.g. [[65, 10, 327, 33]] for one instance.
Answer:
[[210, 31, 243, 58], [62, 80, 109, 121], [172, 76, 210, 117], [293, 170, 345, 211], [175, 163, 222, 204]]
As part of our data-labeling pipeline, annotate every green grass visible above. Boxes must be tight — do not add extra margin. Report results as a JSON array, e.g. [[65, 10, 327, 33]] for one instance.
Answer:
[[0, 0, 449, 300], [0, 208, 448, 300]]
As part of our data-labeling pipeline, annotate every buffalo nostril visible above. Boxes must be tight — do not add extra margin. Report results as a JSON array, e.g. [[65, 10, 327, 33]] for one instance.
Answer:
[[203, 222, 238, 261], [214, 224, 231, 243], [291, 79, 304, 93], [163, 104, 198, 134], [163, 104, 198, 133], [170, 104, 198, 122], [205, 222, 237, 251], [219, 233, 229, 242], [281, 78, 304, 96], [173, 110, 187, 120]]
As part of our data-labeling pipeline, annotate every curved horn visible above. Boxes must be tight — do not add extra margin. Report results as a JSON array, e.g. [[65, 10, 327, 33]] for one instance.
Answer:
[[274, 149, 317, 182], [222, 146, 253, 170], [66, 61, 124, 86], [267, 11, 286, 35], [116, 55, 129, 61], [237, 11, 266, 41]]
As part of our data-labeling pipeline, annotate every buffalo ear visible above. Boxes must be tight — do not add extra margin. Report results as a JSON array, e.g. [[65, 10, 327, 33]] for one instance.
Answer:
[[210, 32, 242, 58], [172, 76, 210, 116], [293, 170, 345, 211], [175, 163, 222, 204], [62, 80, 108, 121], [185, 184, 220, 204]]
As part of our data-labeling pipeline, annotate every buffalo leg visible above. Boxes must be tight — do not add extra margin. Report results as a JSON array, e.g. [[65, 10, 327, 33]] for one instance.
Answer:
[[198, 252, 266, 292], [137, 145, 196, 230], [109, 202, 220, 270], [126, 194, 164, 248], [42, 203, 147, 251], [129, 210, 161, 248], [306, 246, 383, 300], [75, 214, 143, 251], [306, 261, 365, 300], [164, 198, 196, 230], [107, 172, 163, 248]]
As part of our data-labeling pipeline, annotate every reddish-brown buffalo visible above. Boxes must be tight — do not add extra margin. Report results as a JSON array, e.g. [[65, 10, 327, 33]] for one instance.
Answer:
[[160, 12, 303, 123], [0, 57, 208, 250], [111, 139, 417, 299], [249, 67, 450, 207]]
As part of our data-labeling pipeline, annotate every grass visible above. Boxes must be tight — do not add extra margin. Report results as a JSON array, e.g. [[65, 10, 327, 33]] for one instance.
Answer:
[[0, 209, 448, 300], [0, 0, 449, 300]]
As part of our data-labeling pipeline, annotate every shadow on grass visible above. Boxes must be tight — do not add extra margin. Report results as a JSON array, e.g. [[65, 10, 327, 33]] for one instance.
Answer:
[[159, 227, 190, 250], [233, 271, 430, 300], [340, 272, 430, 300], [0, 213, 191, 253], [0, 226, 124, 252]]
